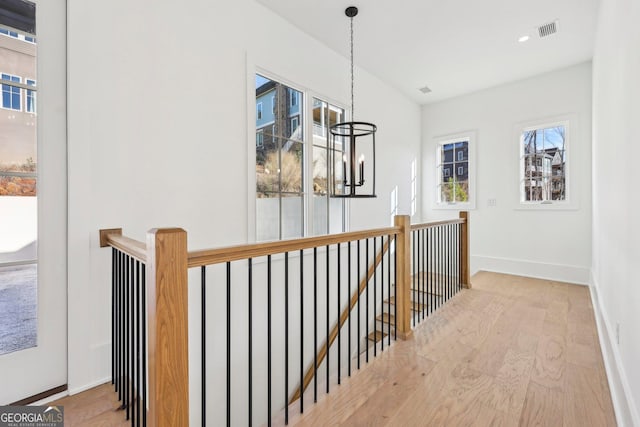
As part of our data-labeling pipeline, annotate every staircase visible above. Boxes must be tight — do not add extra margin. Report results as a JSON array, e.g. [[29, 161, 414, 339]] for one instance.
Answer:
[[361, 271, 450, 353]]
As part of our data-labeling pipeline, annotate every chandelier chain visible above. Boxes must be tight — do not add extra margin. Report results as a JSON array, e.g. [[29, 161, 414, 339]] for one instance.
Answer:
[[350, 14, 354, 121]]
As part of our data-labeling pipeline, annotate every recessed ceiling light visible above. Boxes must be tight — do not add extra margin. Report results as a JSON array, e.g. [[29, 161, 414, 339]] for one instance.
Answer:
[[518, 35, 530, 43]]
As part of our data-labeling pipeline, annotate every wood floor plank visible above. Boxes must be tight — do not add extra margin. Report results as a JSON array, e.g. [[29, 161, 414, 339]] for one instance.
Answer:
[[563, 362, 616, 427], [519, 381, 564, 427], [531, 334, 566, 390]]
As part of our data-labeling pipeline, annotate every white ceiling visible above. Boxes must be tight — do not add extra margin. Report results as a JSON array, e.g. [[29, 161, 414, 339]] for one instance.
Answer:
[[256, 0, 599, 104]]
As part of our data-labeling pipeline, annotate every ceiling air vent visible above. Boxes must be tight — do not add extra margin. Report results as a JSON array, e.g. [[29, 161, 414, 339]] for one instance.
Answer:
[[419, 85, 432, 94], [537, 20, 558, 38]]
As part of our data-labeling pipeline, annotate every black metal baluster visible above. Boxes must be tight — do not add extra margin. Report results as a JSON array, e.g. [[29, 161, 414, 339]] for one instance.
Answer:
[[373, 237, 377, 357], [337, 243, 341, 385], [325, 245, 330, 394], [136, 260, 141, 427], [248, 258, 253, 426], [357, 240, 361, 369], [393, 238, 397, 340], [365, 238, 369, 363], [227, 263, 231, 427], [428, 228, 432, 316], [114, 250, 119, 394], [424, 229, 427, 319], [201, 266, 206, 427], [412, 230, 416, 327], [268, 255, 272, 427], [119, 251, 124, 401], [347, 241, 352, 377], [448, 225, 452, 300], [142, 266, 147, 427], [299, 249, 304, 414], [112, 248, 116, 387], [418, 230, 425, 322], [387, 235, 391, 346], [418, 228, 429, 320], [445, 225, 449, 299], [125, 255, 130, 419], [284, 253, 289, 425], [129, 258, 136, 426], [419, 230, 422, 321], [313, 247, 318, 403], [380, 236, 384, 352], [436, 227, 440, 309]]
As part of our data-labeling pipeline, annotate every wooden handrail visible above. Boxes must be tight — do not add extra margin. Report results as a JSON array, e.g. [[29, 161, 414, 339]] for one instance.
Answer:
[[410, 218, 465, 231], [289, 235, 394, 404], [99, 228, 147, 263], [187, 226, 401, 267]]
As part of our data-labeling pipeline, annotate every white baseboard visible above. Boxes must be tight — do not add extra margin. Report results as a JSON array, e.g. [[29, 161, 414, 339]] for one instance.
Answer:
[[471, 255, 590, 285], [68, 376, 111, 396], [590, 272, 639, 427]]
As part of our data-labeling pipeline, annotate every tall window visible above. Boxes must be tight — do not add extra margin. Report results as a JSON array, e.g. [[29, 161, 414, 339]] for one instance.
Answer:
[[0, 22, 38, 355], [434, 131, 475, 209], [1, 73, 21, 111], [312, 98, 345, 235], [520, 122, 567, 203], [254, 73, 346, 240], [255, 74, 304, 241], [437, 138, 470, 204]]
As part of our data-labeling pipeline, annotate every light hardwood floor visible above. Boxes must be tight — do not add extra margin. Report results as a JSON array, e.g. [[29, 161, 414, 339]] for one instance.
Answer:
[[286, 272, 616, 426], [51, 272, 616, 426]]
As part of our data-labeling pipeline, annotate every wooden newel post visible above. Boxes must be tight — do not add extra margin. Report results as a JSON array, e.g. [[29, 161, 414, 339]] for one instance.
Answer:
[[146, 228, 189, 427], [394, 215, 413, 340], [459, 211, 471, 289]]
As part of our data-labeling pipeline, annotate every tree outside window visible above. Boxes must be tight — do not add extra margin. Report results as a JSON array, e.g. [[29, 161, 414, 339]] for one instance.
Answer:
[[521, 125, 566, 202]]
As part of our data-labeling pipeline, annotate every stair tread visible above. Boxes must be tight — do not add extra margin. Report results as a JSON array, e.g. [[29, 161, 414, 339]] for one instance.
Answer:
[[376, 313, 395, 324], [367, 331, 388, 342], [385, 296, 429, 312]]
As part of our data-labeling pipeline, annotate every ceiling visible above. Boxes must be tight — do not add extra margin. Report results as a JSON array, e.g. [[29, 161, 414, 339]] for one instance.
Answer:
[[255, 0, 599, 104]]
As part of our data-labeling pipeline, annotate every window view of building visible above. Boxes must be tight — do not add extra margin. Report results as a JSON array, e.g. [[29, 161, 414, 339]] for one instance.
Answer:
[[521, 124, 566, 202], [0, 23, 38, 355], [437, 139, 469, 203], [254, 74, 346, 240], [255, 74, 304, 241]]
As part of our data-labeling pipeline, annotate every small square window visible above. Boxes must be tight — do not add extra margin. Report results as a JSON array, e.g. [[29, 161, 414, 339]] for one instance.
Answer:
[[256, 102, 263, 120]]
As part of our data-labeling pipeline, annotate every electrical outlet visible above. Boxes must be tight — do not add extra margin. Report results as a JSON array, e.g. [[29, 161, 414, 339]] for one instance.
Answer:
[[616, 323, 620, 345], [487, 198, 497, 207]]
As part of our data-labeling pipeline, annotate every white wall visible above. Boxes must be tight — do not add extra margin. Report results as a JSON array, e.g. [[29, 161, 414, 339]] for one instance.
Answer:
[[66, 0, 420, 412], [591, 0, 640, 424], [421, 63, 593, 284]]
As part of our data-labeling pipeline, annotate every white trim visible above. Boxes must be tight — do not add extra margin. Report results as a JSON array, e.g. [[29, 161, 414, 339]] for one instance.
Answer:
[[471, 255, 590, 284], [433, 130, 476, 210], [590, 273, 639, 427], [514, 114, 578, 210], [67, 377, 111, 396]]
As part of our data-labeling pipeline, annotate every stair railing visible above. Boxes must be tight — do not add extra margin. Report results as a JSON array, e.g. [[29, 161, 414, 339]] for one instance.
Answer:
[[98, 212, 469, 427]]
